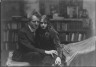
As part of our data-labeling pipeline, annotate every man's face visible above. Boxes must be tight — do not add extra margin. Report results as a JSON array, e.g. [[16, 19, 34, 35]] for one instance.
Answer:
[[40, 20, 48, 29], [30, 15, 40, 29]]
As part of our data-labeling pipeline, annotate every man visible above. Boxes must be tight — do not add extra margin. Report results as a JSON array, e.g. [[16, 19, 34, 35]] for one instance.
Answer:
[[35, 15, 62, 66], [12, 13, 61, 66]]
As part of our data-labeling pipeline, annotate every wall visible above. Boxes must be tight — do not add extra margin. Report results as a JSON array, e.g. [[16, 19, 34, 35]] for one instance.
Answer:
[[1, 0, 39, 51], [1, 0, 23, 66], [1, 0, 39, 66], [24, 0, 39, 18], [83, 0, 96, 36], [69, 0, 96, 66]]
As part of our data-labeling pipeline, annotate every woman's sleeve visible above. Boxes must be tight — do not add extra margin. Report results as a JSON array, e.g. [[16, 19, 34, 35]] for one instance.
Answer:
[[51, 30, 63, 58]]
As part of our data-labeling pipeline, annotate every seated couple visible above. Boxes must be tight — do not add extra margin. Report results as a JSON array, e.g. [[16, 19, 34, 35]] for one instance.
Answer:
[[12, 13, 66, 66]]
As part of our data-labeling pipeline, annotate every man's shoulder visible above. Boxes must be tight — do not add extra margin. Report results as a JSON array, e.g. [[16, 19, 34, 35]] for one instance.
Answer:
[[19, 26, 28, 33]]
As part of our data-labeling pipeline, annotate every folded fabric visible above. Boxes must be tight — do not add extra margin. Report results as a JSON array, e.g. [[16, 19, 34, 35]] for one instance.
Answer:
[[62, 36, 96, 66]]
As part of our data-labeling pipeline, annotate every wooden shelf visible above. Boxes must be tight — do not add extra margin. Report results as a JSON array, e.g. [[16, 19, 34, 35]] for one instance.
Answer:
[[49, 19, 89, 44], [50, 19, 83, 22], [3, 41, 18, 43], [4, 29, 19, 31], [58, 30, 87, 33]]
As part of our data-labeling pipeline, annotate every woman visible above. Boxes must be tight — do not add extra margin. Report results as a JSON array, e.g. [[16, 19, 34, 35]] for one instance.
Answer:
[[35, 15, 62, 66]]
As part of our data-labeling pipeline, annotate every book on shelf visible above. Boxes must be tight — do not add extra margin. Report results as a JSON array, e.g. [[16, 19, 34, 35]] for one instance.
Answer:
[[71, 33, 75, 42], [4, 31, 9, 50], [11, 32, 18, 42], [17, 23, 21, 29], [65, 34, 68, 42], [5, 23, 12, 30], [12, 23, 17, 29], [14, 33, 18, 42], [56, 22, 61, 31], [11, 32, 15, 42], [4, 31, 6, 42], [62, 23, 67, 31], [82, 33, 86, 40], [74, 33, 79, 42], [3, 31, 5, 42], [5, 43, 8, 50], [5, 21, 21, 30], [68, 33, 72, 42], [78, 33, 82, 41], [4, 31, 9, 42], [7, 31, 9, 42], [7, 23, 11, 29]]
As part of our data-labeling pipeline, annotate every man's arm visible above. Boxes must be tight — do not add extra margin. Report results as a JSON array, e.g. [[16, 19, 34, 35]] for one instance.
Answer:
[[18, 31, 45, 53]]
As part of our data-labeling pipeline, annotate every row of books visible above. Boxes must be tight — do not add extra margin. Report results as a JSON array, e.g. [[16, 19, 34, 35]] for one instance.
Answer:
[[56, 22, 82, 31], [3, 31, 18, 42], [56, 22, 67, 31], [4, 23, 21, 30], [3, 31, 18, 50], [59, 33, 86, 42]]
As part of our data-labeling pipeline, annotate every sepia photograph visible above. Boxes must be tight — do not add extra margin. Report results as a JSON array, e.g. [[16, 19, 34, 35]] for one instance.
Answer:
[[1, 0, 96, 67]]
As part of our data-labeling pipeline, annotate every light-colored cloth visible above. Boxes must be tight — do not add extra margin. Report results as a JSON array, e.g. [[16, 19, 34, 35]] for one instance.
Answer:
[[62, 36, 96, 66], [6, 51, 30, 66]]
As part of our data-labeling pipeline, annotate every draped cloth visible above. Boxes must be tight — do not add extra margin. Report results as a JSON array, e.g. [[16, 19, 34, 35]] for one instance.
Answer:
[[62, 36, 96, 66]]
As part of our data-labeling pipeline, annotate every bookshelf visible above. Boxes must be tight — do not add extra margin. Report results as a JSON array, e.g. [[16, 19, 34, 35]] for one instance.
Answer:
[[3, 19, 22, 51], [50, 19, 89, 44], [3, 16, 29, 51], [3, 17, 90, 50]]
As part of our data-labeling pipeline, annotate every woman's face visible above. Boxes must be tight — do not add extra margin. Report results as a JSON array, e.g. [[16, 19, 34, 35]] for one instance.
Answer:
[[40, 21, 48, 29]]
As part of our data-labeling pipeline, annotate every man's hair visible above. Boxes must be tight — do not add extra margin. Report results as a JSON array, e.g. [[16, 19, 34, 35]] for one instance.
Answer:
[[29, 10, 41, 21]]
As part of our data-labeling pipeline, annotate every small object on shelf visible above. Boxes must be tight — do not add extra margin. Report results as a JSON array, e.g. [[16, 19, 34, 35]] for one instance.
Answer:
[[79, 9, 89, 18], [82, 18, 91, 28], [12, 16, 29, 22], [12, 16, 22, 21], [52, 12, 64, 20], [67, 6, 78, 18]]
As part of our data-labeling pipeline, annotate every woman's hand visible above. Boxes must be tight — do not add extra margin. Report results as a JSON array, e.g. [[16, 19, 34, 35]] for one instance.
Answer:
[[45, 50, 58, 57]]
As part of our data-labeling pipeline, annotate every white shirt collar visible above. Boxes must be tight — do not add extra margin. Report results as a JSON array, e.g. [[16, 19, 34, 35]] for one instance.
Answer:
[[28, 25, 35, 32]]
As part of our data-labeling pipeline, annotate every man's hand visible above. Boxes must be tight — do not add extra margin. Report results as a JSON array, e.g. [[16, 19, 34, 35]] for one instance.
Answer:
[[45, 50, 58, 57], [55, 57, 61, 65]]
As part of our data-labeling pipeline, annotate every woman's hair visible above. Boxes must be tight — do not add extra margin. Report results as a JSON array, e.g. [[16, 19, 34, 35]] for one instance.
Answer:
[[40, 15, 52, 28]]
